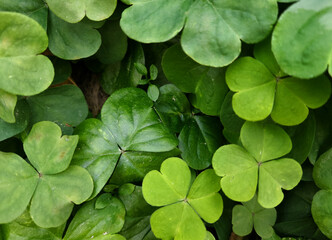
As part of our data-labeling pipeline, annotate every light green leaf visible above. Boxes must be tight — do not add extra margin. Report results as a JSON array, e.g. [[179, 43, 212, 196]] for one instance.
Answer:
[[30, 165, 93, 228], [188, 169, 223, 223], [101, 88, 178, 152], [0, 89, 17, 123], [258, 158, 302, 208], [0, 152, 38, 224], [147, 84, 159, 102], [150, 202, 206, 240], [23, 121, 79, 175], [134, 63, 148, 76], [149, 64, 158, 80], [311, 190, 332, 239], [142, 157, 191, 206], [179, 116, 223, 170], [109, 149, 181, 185], [48, 11, 101, 60], [46, 0, 117, 23], [226, 57, 276, 121], [0, 100, 29, 142], [72, 119, 121, 199], [0, 12, 53, 96], [96, 20, 128, 64], [120, 0, 192, 43], [272, 0, 332, 78], [254, 208, 277, 238], [212, 144, 258, 202], [240, 121, 292, 162], [63, 195, 125, 240], [101, 43, 145, 95], [26, 85, 89, 134]]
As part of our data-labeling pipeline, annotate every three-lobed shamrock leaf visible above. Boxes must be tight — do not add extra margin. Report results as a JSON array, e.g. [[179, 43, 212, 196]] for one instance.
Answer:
[[226, 39, 331, 126], [0, 11, 54, 123], [212, 121, 302, 208], [72, 87, 178, 199], [0, 121, 93, 228], [232, 195, 277, 239], [272, 0, 332, 79], [142, 157, 223, 240], [45, 0, 117, 23], [312, 147, 332, 239], [121, 0, 278, 67]]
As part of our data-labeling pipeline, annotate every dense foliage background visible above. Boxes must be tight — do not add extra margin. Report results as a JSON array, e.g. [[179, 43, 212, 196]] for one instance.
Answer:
[[0, 0, 331, 239]]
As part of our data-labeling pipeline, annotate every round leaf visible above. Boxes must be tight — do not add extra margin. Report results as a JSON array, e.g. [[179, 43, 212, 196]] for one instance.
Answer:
[[0, 12, 53, 96], [23, 121, 79, 175], [240, 121, 292, 162], [46, 0, 117, 23], [0, 89, 17, 123], [313, 147, 332, 190], [232, 205, 253, 236], [212, 144, 258, 202], [30, 166, 93, 228], [258, 158, 302, 208], [142, 157, 191, 206], [0, 152, 38, 224], [272, 0, 332, 78], [150, 202, 206, 240]]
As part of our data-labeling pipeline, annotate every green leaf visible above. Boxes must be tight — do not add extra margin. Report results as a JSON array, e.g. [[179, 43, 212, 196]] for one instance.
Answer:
[[0, 12, 53, 95], [101, 88, 178, 152], [96, 19, 128, 64], [258, 158, 302, 208], [134, 63, 148, 76], [147, 84, 159, 102], [0, 152, 39, 223], [95, 193, 113, 210], [0, 89, 17, 123], [187, 169, 223, 223], [313, 147, 332, 190], [72, 118, 120, 199], [0, 100, 29, 141], [109, 149, 181, 185], [30, 165, 93, 228], [311, 190, 332, 239], [149, 64, 158, 81], [142, 157, 191, 206], [23, 121, 79, 175], [150, 202, 206, 240], [26, 85, 89, 134], [45, 0, 117, 23], [63, 195, 125, 240], [232, 205, 253, 236], [162, 44, 228, 115], [272, 0, 332, 78], [120, 0, 192, 43], [101, 43, 145, 95], [154, 84, 191, 133], [51, 58, 72, 85], [48, 11, 101, 60], [179, 116, 223, 170], [240, 121, 292, 162], [212, 144, 258, 202], [2, 210, 64, 240]]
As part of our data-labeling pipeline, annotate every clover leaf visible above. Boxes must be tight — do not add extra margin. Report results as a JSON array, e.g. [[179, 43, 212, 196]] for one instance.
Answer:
[[312, 148, 332, 239], [226, 39, 331, 126], [72, 88, 178, 198], [232, 195, 277, 238], [142, 157, 223, 240], [121, 0, 277, 67], [45, 0, 116, 23], [63, 193, 125, 240], [272, 0, 332, 79], [0, 11, 53, 122], [0, 121, 93, 228], [212, 121, 302, 208]]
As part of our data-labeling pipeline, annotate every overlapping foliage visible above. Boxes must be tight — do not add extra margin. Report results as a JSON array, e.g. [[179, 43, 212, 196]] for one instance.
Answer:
[[0, 0, 331, 239]]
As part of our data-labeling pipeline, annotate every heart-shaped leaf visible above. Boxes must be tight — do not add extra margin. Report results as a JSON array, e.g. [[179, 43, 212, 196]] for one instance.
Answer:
[[121, 0, 277, 67], [63, 194, 125, 240], [0, 12, 53, 96], [0, 89, 17, 123], [226, 56, 331, 126], [23, 121, 79, 175], [45, 0, 117, 23], [0, 152, 39, 224], [272, 0, 332, 78]]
